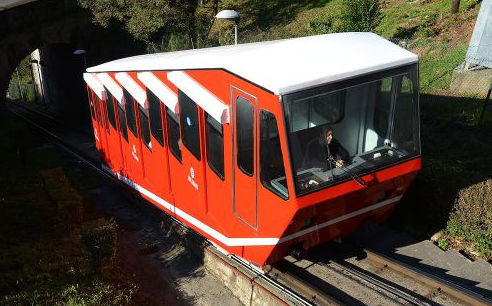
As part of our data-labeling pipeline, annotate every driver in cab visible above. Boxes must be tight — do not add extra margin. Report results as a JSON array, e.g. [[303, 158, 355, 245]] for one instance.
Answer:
[[301, 125, 349, 188]]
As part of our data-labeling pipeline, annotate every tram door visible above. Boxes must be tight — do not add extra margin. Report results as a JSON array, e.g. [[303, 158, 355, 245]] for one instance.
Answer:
[[87, 90, 103, 154], [93, 94, 111, 164], [137, 88, 172, 200], [177, 90, 207, 215], [123, 90, 145, 183], [103, 93, 124, 173], [232, 88, 258, 229], [115, 98, 130, 177]]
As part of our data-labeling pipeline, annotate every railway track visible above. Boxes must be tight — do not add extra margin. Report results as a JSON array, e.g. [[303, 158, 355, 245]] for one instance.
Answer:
[[7, 101, 492, 306]]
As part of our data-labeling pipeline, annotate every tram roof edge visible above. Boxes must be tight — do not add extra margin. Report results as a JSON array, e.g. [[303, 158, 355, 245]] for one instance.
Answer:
[[87, 32, 418, 95]]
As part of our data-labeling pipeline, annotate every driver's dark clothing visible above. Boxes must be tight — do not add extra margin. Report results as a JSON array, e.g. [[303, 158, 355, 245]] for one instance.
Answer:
[[303, 137, 349, 170]]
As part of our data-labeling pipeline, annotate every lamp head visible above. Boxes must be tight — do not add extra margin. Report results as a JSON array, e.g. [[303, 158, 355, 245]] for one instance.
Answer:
[[215, 10, 240, 25]]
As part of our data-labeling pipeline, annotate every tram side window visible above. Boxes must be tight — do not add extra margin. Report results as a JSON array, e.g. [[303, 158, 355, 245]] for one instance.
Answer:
[[117, 102, 128, 142], [179, 90, 201, 160], [236, 96, 254, 176], [105, 91, 117, 130], [374, 77, 393, 137], [392, 76, 418, 153], [124, 89, 138, 137], [260, 110, 288, 199], [205, 113, 224, 179], [138, 105, 152, 151], [147, 89, 164, 147], [166, 107, 182, 162]]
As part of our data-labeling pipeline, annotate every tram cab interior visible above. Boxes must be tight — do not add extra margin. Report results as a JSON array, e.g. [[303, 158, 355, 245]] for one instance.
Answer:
[[267, 64, 420, 197]]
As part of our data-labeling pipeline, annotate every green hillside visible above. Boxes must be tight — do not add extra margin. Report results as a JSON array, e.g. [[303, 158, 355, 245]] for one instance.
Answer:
[[214, 0, 481, 94]]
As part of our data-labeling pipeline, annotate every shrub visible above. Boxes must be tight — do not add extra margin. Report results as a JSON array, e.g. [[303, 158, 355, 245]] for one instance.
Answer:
[[81, 218, 118, 274], [339, 0, 383, 32], [41, 168, 83, 224], [446, 179, 492, 259], [308, 0, 382, 35], [308, 17, 335, 35]]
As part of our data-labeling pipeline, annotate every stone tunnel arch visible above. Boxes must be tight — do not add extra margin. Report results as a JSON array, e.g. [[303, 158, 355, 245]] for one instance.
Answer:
[[1, 0, 146, 118]]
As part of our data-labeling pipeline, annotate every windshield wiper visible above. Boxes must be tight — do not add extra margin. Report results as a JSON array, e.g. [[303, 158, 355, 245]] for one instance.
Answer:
[[328, 158, 367, 186]]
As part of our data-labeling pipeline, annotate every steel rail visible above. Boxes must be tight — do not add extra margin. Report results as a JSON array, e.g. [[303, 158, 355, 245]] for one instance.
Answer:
[[7, 105, 339, 306], [15, 103, 490, 306], [7, 101, 93, 137], [324, 259, 429, 306], [364, 248, 492, 306]]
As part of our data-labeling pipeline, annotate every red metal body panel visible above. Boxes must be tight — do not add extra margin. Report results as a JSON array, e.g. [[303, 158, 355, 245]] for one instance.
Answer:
[[87, 69, 421, 268], [103, 96, 124, 173], [87, 90, 104, 156]]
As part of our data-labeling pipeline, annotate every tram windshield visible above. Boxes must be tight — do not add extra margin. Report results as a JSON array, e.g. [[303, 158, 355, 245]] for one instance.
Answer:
[[282, 65, 420, 195]]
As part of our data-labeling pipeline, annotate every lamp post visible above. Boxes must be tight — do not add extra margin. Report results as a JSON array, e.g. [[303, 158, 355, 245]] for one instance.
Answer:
[[30, 59, 47, 109], [215, 10, 240, 45], [73, 49, 87, 69]]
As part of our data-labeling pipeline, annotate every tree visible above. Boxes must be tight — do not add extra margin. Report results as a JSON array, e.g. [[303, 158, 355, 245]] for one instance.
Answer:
[[451, 0, 461, 14], [77, 0, 220, 51]]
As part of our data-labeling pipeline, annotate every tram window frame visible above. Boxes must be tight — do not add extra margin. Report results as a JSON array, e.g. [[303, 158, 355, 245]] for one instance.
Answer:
[[117, 101, 129, 142], [205, 113, 224, 180], [124, 89, 138, 138], [147, 89, 164, 147], [105, 91, 117, 130], [374, 77, 394, 137], [166, 107, 182, 162], [138, 104, 152, 151], [260, 110, 288, 200], [236, 96, 254, 177], [178, 90, 201, 161], [88, 92, 96, 120], [95, 98, 103, 126], [101, 98, 110, 133]]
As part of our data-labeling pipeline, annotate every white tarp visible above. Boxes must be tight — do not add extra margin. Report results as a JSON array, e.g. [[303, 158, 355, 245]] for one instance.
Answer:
[[115, 72, 147, 108], [167, 71, 229, 124], [96, 73, 124, 104], [137, 72, 179, 114], [83, 73, 106, 100], [466, 0, 492, 68]]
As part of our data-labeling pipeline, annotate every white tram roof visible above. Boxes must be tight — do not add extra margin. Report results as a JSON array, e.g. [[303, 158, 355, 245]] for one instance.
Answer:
[[87, 32, 418, 95]]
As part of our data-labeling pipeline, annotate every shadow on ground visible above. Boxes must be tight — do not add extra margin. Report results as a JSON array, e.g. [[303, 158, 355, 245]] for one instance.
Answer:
[[389, 92, 492, 238]]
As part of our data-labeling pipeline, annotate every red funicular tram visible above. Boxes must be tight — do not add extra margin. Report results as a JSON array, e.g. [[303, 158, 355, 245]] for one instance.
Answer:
[[82, 33, 421, 268]]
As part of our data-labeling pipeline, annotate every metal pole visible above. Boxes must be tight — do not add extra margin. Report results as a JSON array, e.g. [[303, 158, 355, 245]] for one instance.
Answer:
[[479, 85, 492, 125], [35, 62, 47, 109], [234, 24, 238, 45], [15, 68, 24, 100]]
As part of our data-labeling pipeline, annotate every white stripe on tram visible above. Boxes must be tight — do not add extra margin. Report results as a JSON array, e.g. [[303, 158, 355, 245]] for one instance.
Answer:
[[278, 195, 402, 243], [101, 165, 401, 247]]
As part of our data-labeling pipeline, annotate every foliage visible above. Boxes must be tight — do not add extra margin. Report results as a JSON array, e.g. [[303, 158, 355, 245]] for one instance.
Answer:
[[438, 238, 449, 250], [8, 56, 35, 100], [307, 0, 382, 35], [77, 0, 219, 51], [338, 0, 383, 32], [0, 139, 135, 305], [60, 282, 137, 306], [41, 168, 84, 225], [308, 17, 335, 35], [81, 218, 118, 274], [445, 180, 492, 259]]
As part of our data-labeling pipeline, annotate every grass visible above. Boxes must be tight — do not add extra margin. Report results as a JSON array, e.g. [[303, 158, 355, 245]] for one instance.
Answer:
[[214, 0, 482, 94], [419, 43, 468, 93], [0, 118, 138, 305]]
